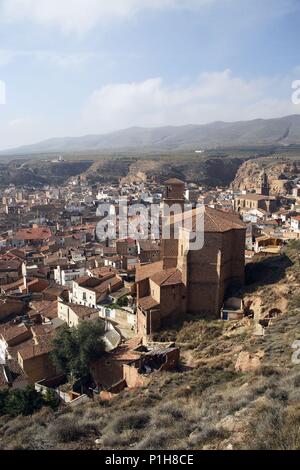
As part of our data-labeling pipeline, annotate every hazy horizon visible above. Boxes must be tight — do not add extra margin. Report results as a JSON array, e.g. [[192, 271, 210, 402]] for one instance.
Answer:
[[1, 0, 300, 150]]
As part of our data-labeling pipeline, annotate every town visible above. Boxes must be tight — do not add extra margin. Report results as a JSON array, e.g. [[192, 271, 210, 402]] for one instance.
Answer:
[[1, 0, 300, 456], [1, 161, 299, 406]]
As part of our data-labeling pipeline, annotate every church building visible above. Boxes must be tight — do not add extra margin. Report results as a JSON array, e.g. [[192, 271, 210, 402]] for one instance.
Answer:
[[136, 179, 246, 336]]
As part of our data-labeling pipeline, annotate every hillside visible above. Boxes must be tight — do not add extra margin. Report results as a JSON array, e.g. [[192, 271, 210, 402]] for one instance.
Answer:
[[1, 243, 300, 450], [0, 160, 94, 188], [2, 115, 300, 156], [83, 154, 247, 187], [231, 157, 300, 194], [0, 151, 261, 188]]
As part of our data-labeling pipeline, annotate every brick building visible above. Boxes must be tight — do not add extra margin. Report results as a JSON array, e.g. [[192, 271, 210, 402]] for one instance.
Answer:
[[233, 193, 277, 215], [137, 180, 246, 336], [234, 171, 278, 215]]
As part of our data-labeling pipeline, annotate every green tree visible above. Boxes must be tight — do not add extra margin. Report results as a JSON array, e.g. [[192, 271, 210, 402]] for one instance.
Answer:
[[0, 389, 9, 414], [1, 386, 44, 417], [44, 388, 60, 410], [51, 321, 106, 379], [117, 296, 129, 307]]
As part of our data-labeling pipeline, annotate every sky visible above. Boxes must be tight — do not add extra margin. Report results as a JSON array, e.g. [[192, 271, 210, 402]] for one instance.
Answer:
[[0, 0, 300, 149]]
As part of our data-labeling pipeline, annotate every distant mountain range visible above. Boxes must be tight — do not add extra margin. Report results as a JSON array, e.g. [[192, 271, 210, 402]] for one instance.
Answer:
[[2, 114, 300, 156]]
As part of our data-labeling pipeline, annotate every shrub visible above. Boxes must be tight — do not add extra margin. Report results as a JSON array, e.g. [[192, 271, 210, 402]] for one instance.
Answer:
[[110, 411, 150, 434], [102, 430, 136, 448], [135, 430, 167, 450], [228, 396, 252, 414], [267, 389, 289, 402], [151, 413, 176, 429], [189, 425, 228, 446], [47, 416, 94, 444], [294, 375, 300, 388], [248, 402, 300, 450], [117, 296, 129, 307], [259, 365, 281, 377], [158, 401, 184, 419], [43, 389, 60, 411], [1, 387, 44, 418]]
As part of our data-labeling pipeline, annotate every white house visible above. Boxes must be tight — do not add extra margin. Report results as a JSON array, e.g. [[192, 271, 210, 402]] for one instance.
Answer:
[[291, 215, 300, 233], [70, 274, 123, 309], [58, 301, 100, 328], [54, 265, 86, 288]]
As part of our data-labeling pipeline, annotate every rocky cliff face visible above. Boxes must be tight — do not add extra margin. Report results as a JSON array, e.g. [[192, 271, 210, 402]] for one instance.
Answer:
[[85, 156, 245, 187], [231, 158, 300, 194], [0, 160, 94, 187]]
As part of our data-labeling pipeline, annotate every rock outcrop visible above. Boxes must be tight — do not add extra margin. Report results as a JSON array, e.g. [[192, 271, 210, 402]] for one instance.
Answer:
[[235, 350, 265, 372], [231, 158, 300, 194]]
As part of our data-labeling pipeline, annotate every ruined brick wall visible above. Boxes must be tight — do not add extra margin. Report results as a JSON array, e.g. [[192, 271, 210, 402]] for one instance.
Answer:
[[137, 306, 161, 336], [123, 364, 144, 388], [159, 348, 180, 371], [91, 357, 124, 389]]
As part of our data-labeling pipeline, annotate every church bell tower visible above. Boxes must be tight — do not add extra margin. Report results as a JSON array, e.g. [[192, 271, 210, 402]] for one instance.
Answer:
[[161, 178, 186, 269], [258, 170, 270, 196]]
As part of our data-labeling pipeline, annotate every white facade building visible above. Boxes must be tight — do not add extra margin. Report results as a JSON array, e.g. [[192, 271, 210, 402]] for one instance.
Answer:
[[291, 216, 300, 233], [54, 265, 86, 288]]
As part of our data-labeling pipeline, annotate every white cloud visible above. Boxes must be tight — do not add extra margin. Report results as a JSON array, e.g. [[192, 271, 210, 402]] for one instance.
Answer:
[[0, 48, 96, 68], [82, 70, 300, 133], [0, 0, 217, 34], [1, 69, 300, 149], [0, 79, 5, 104], [0, 49, 15, 66], [9, 117, 32, 126], [33, 51, 96, 68]]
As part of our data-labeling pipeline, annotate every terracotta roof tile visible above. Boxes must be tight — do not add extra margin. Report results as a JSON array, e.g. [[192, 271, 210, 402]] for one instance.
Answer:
[[59, 301, 99, 319], [138, 296, 160, 311], [138, 240, 160, 251], [18, 336, 52, 360], [172, 206, 246, 233], [111, 335, 142, 361], [0, 259, 21, 271], [14, 227, 52, 241], [136, 261, 163, 282], [164, 178, 185, 185], [31, 300, 58, 319], [0, 324, 30, 344], [150, 268, 182, 286]]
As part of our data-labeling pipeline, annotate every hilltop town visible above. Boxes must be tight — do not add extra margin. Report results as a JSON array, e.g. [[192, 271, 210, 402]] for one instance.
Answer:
[[1, 0, 300, 456], [0, 157, 300, 450]]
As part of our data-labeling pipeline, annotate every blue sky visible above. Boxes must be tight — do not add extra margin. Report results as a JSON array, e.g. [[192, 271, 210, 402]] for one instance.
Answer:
[[0, 0, 300, 149]]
